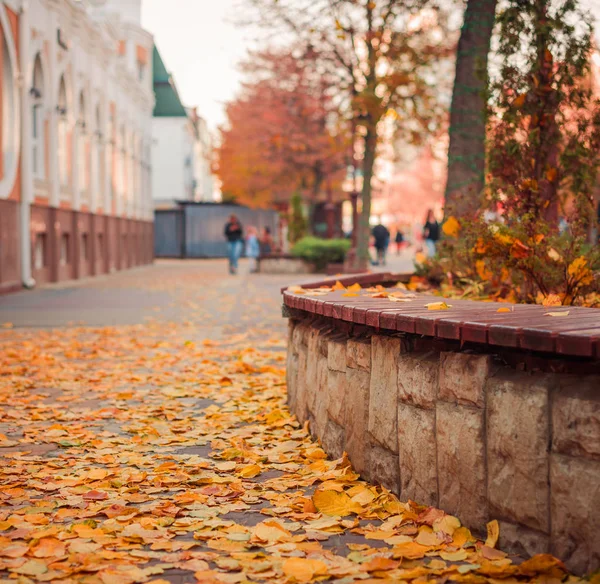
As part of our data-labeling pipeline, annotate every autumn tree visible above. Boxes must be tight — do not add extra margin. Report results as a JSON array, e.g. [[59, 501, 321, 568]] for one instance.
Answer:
[[444, 0, 497, 217], [434, 0, 600, 305], [216, 48, 349, 211], [240, 0, 452, 267]]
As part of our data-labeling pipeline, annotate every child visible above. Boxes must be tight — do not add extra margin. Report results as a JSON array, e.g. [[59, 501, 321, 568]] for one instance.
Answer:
[[246, 226, 260, 273]]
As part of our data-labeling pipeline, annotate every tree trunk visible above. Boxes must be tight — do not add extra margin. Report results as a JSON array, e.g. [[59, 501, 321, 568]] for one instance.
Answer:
[[355, 125, 377, 269], [444, 0, 497, 218]]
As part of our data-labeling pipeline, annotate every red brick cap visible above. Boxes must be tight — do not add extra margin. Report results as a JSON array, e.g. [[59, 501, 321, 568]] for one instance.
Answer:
[[282, 273, 600, 359]]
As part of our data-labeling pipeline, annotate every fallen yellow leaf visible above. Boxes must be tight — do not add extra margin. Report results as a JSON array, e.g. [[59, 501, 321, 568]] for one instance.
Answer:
[[313, 489, 362, 517], [425, 302, 450, 311], [282, 558, 328, 582], [497, 307, 512, 313], [485, 519, 499, 548], [544, 311, 569, 317]]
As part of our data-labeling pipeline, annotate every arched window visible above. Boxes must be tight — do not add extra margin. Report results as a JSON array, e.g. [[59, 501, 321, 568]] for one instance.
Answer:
[[1, 25, 18, 190], [77, 91, 89, 199], [93, 105, 103, 206], [31, 53, 45, 180], [57, 76, 69, 188], [119, 124, 126, 202], [107, 111, 115, 208]]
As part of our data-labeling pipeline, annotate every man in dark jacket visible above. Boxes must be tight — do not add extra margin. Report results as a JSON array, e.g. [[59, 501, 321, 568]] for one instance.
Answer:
[[224, 215, 243, 274], [372, 223, 390, 266]]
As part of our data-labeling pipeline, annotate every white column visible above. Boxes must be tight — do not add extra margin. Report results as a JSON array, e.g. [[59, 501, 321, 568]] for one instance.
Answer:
[[19, 0, 35, 287]]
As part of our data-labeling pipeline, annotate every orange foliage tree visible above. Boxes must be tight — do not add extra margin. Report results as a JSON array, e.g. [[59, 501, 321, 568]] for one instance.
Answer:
[[216, 48, 349, 210]]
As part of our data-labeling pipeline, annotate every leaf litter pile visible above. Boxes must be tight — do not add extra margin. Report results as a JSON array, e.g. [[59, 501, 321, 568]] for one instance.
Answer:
[[0, 289, 581, 583]]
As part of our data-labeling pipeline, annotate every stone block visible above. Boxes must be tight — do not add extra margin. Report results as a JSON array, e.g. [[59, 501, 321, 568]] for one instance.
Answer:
[[552, 376, 600, 460], [286, 351, 299, 412], [328, 339, 347, 372], [326, 369, 347, 426], [368, 444, 400, 495], [397, 403, 437, 507], [436, 402, 487, 530], [306, 327, 321, 414], [347, 339, 371, 372], [497, 521, 550, 559], [439, 352, 492, 408], [550, 454, 600, 575], [345, 367, 370, 475], [368, 336, 401, 453], [487, 372, 550, 533], [397, 352, 439, 409], [309, 351, 330, 439], [295, 342, 309, 424], [287, 320, 296, 353], [321, 419, 345, 461]]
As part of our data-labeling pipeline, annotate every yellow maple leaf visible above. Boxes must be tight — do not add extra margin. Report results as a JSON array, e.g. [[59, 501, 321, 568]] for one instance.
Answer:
[[347, 282, 362, 292], [282, 558, 328, 582], [332, 280, 346, 291], [312, 489, 362, 517], [442, 216, 461, 238]]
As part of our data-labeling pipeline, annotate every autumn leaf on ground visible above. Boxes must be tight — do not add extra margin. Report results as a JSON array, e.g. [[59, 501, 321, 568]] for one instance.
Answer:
[[313, 489, 362, 517], [342, 292, 359, 297], [282, 557, 328, 582], [485, 519, 499, 548], [497, 307, 512, 313], [347, 283, 362, 292], [333, 280, 346, 291], [545, 311, 569, 317]]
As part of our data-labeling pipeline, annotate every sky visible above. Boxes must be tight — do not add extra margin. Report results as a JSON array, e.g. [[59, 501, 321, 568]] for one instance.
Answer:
[[141, 0, 253, 131], [142, 0, 600, 133]]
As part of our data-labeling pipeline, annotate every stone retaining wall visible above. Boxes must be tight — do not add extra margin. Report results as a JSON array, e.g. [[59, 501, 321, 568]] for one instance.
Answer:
[[286, 318, 600, 575]]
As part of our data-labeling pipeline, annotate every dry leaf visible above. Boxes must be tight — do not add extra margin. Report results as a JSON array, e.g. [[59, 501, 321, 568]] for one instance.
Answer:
[[282, 558, 328, 582], [496, 307, 512, 313], [485, 519, 499, 548], [425, 302, 450, 310], [544, 311, 569, 317], [313, 490, 362, 517]]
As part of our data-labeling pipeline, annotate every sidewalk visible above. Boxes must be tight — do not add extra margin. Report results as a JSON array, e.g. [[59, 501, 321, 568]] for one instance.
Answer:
[[0, 260, 569, 583]]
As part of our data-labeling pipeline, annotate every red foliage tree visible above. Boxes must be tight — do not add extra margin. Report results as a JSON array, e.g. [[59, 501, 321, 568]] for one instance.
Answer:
[[216, 48, 349, 210]]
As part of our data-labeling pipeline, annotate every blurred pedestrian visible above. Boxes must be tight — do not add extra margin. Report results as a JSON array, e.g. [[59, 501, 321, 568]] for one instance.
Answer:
[[395, 229, 404, 255], [372, 223, 390, 266], [224, 214, 243, 275], [259, 226, 275, 255], [423, 210, 440, 258], [246, 226, 260, 273]]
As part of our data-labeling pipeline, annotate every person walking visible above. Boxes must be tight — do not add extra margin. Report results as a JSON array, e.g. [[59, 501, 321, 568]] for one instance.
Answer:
[[423, 210, 440, 258], [246, 226, 260, 273], [395, 229, 404, 255], [224, 214, 244, 274], [259, 226, 275, 255], [372, 223, 390, 266]]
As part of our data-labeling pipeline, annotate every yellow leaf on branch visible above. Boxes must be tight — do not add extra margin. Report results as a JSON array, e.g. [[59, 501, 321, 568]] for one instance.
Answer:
[[442, 216, 460, 238]]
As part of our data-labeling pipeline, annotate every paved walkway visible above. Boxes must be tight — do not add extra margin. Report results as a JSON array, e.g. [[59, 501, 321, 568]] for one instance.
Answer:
[[0, 261, 570, 583]]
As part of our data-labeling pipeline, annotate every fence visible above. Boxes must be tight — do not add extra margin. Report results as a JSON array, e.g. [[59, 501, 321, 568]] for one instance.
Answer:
[[154, 203, 280, 259]]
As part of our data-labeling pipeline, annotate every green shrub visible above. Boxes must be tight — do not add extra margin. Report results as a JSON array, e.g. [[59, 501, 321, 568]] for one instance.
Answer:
[[288, 192, 308, 244], [291, 237, 351, 271]]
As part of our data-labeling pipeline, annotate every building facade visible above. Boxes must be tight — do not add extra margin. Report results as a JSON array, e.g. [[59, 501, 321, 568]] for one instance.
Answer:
[[151, 47, 215, 209], [0, 0, 154, 293]]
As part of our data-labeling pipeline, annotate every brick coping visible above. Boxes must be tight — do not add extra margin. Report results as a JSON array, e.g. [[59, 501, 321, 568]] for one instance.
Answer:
[[282, 273, 600, 359]]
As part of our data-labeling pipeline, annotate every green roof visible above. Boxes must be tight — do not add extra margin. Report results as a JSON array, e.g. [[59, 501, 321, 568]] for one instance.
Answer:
[[153, 46, 187, 118]]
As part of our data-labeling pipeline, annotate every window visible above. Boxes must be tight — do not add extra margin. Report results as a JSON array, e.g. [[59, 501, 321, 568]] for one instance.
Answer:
[[60, 233, 70, 265], [2, 29, 17, 182], [31, 54, 45, 180], [78, 91, 89, 196], [137, 61, 145, 82], [81, 233, 89, 261], [33, 234, 47, 270], [57, 76, 69, 188]]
